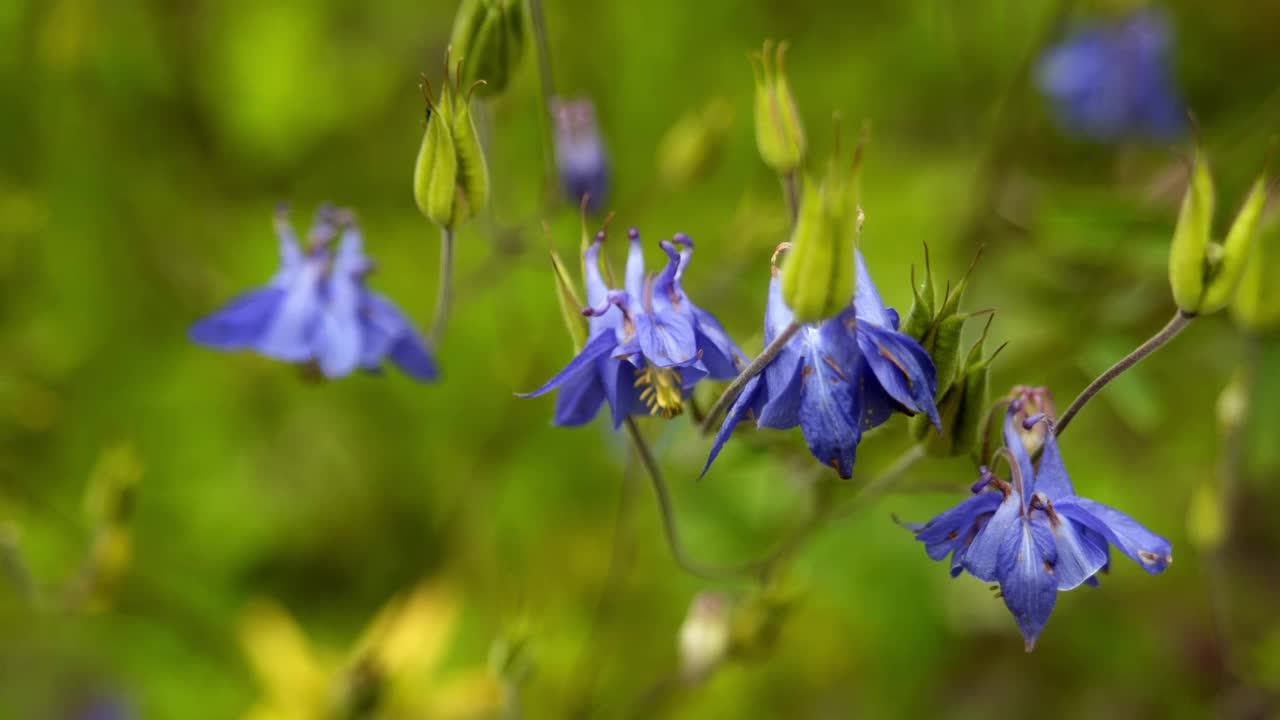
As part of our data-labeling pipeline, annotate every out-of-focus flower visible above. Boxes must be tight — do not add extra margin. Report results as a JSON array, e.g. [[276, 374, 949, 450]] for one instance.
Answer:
[[1232, 221, 1280, 334], [552, 97, 610, 213], [238, 581, 501, 720], [904, 397, 1173, 651], [520, 229, 744, 426], [414, 54, 490, 229], [1168, 149, 1269, 316], [656, 98, 734, 187], [449, 0, 525, 97], [704, 250, 940, 479], [1036, 9, 1186, 143], [678, 593, 731, 682], [751, 40, 805, 174], [190, 205, 438, 382]]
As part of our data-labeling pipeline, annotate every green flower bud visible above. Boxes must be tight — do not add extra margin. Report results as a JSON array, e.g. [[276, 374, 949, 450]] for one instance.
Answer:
[[751, 40, 805, 175], [449, 0, 525, 96], [1201, 173, 1268, 313], [413, 53, 491, 229], [1168, 148, 1215, 313], [657, 98, 734, 187], [1232, 222, 1280, 334]]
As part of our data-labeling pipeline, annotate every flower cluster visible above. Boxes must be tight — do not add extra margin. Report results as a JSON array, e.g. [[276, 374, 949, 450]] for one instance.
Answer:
[[191, 205, 437, 382], [703, 249, 940, 479], [521, 229, 744, 427], [904, 394, 1172, 650]]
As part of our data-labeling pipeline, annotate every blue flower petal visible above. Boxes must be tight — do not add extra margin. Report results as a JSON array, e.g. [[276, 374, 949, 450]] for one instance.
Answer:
[[962, 487, 1022, 583], [518, 330, 618, 398], [584, 240, 609, 308], [855, 353, 896, 430], [765, 276, 795, 342], [692, 307, 743, 380], [856, 321, 940, 427], [911, 491, 1003, 561], [553, 359, 607, 426], [633, 306, 698, 368], [257, 259, 327, 362], [701, 374, 766, 478], [1055, 496, 1172, 575], [796, 323, 862, 478], [756, 349, 803, 430], [853, 251, 892, 328], [1035, 425, 1076, 498], [997, 516, 1059, 652], [602, 355, 643, 430], [625, 229, 646, 300], [360, 295, 438, 382], [1042, 506, 1109, 591], [190, 288, 285, 349], [1003, 406, 1038, 500]]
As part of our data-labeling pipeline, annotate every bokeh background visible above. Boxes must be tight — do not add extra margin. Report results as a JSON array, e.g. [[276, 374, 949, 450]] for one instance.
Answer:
[[2, 0, 1280, 717]]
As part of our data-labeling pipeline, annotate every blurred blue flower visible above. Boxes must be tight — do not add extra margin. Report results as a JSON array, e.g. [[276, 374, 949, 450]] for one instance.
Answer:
[[552, 97, 610, 213], [521, 229, 743, 426], [704, 251, 940, 479], [905, 398, 1173, 651], [190, 206, 437, 382], [1037, 9, 1186, 143]]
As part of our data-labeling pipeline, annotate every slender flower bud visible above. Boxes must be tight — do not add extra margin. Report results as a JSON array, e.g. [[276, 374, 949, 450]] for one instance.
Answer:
[[751, 40, 805, 175], [413, 52, 491, 229], [449, 0, 525, 96], [552, 97, 610, 213], [657, 97, 734, 187], [1168, 147, 1214, 313]]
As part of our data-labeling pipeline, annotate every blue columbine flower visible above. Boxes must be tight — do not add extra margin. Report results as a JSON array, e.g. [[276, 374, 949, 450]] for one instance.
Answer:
[[905, 396, 1173, 651], [704, 249, 941, 479], [520, 228, 744, 427], [1037, 9, 1186, 143], [190, 205, 437, 382], [552, 96, 610, 213]]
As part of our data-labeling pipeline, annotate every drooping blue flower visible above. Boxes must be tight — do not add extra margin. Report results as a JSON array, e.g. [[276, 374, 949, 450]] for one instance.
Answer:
[[704, 250, 941, 479], [520, 229, 744, 427], [905, 397, 1173, 651], [1037, 9, 1186, 143], [190, 205, 437, 382], [552, 96, 610, 213]]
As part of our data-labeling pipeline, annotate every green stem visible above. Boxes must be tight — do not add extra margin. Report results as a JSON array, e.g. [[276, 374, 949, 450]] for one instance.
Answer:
[[831, 444, 927, 520], [527, 0, 558, 187], [1055, 310, 1194, 436], [430, 225, 456, 346], [624, 418, 769, 581], [781, 172, 800, 227], [699, 322, 802, 435]]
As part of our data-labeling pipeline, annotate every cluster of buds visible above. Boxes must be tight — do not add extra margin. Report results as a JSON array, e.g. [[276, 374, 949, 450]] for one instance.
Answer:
[[413, 50, 491, 230], [1167, 146, 1269, 316]]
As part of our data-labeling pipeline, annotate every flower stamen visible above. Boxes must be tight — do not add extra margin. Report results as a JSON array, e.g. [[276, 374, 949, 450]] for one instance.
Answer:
[[635, 364, 685, 418]]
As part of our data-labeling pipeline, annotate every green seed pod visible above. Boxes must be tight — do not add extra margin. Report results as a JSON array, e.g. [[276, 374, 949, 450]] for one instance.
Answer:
[[449, 0, 525, 96], [751, 40, 805, 175], [452, 88, 490, 224], [1201, 174, 1268, 313], [414, 81, 459, 227], [780, 174, 854, 323], [1168, 149, 1215, 313], [1232, 222, 1280, 334]]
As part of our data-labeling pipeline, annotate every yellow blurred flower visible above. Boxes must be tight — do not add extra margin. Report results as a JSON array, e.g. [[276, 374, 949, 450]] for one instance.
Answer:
[[239, 581, 502, 720]]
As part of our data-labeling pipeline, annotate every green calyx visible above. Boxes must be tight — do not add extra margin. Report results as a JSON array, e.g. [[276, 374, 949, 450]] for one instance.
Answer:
[[910, 314, 1003, 461]]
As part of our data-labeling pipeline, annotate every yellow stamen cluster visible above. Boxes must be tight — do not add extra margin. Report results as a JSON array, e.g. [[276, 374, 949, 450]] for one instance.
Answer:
[[635, 365, 684, 418]]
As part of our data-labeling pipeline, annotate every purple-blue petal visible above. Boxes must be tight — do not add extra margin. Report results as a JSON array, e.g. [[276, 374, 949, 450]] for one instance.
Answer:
[[796, 323, 862, 478], [553, 358, 607, 426], [190, 287, 284, 350], [1035, 425, 1076, 498], [701, 374, 766, 478], [962, 488, 1022, 583], [855, 322, 940, 428], [996, 516, 1059, 652], [910, 491, 1003, 562], [1055, 496, 1172, 575], [518, 330, 618, 398]]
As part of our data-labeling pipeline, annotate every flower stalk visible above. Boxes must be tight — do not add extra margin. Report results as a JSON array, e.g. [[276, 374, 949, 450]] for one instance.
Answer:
[[698, 321, 802, 435]]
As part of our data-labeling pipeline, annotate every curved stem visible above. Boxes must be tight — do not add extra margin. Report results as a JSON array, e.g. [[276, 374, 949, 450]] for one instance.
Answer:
[[1055, 309, 1194, 436], [699, 322, 802, 435], [781, 172, 800, 227], [430, 225, 456, 346], [527, 0, 558, 187], [624, 418, 768, 581]]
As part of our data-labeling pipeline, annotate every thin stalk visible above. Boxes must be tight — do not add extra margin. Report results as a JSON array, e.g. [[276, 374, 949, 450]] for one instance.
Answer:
[[1055, 310, 1194, 436], [699, 322, 802, 435], [624, 418, 768, 581], [527, 0, 558, 186], [430, 225, 456, 346], [781, 172, 800, 227], [831, 444, 927, 520]]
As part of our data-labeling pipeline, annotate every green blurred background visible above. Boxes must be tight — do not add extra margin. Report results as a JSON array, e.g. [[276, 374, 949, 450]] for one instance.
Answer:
[[2, 0, 1280, 717]]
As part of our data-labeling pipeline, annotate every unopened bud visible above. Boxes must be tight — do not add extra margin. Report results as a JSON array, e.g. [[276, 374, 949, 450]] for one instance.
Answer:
[[678, 593, 731, 682], [553, 97, 610, 213], [1231, 223, 1280, 334], [657, 98, 734, 187], [449, 0, 525, 97], [780, 148, 859, 323], [751, 40, 805, 175], [413, 53, 491, 229]]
